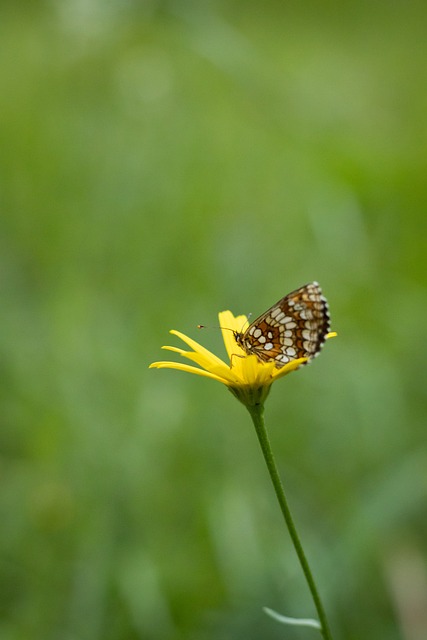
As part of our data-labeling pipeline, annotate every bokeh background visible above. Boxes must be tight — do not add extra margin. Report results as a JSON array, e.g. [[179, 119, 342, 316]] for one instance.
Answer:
[[1, 1, 427, 639]]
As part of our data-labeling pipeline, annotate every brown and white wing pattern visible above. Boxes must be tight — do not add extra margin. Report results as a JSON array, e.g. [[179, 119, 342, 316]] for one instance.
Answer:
[[234, 282, 331, 368]]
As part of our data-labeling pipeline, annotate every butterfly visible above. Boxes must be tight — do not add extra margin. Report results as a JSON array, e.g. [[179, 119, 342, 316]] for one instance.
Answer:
[[233, 282, 331, 368]]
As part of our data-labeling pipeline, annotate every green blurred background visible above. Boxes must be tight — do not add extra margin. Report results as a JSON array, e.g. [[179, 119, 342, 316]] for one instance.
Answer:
[[1, 1, 427, 639]]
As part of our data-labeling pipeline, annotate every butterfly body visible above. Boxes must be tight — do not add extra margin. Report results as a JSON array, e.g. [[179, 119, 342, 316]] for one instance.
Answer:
[[233, 282, 330, 368]]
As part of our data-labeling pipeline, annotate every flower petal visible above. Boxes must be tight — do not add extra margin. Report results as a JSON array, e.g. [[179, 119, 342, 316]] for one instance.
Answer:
[[161, 346, 241, 384], [170, 330, 226, 367], [149, 361, 227, 384], [271, 358, 307, 379], [251, 358, 276, 385], [219, 311, 248, 361]]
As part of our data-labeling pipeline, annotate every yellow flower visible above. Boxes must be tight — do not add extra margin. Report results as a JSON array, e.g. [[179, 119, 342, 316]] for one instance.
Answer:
[[150, 311, 336, 407]]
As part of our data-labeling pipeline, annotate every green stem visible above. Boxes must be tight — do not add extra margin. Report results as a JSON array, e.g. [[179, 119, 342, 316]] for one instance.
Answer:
[[247, 403, 333, 640]]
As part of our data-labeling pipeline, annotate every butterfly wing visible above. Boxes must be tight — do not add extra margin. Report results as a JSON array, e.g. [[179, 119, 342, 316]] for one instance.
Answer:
[[239, 282, 330, 367]]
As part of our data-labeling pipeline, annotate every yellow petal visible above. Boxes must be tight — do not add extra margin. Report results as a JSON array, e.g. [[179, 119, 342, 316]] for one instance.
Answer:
[[170, 330, 226, 367], [271, 357, 307, 380], [219, 310, 248, 361], [161, 346, 241, 384], [149, 361, 227, 384]]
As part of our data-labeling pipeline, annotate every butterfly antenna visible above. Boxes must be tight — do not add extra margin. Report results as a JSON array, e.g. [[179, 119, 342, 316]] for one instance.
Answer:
[[238, 313, 251, 334], [197, 325, 235, 333]]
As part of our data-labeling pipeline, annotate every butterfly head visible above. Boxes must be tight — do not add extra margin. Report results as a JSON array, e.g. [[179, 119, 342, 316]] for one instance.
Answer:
[[233, 330, 244, 348]]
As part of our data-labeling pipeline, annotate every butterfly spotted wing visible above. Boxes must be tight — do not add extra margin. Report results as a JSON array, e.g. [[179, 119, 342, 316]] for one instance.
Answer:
[[234, 282, 330, 368]]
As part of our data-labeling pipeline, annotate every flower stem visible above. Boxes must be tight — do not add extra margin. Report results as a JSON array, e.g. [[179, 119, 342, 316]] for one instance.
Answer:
[[247, 403, 333, 640]]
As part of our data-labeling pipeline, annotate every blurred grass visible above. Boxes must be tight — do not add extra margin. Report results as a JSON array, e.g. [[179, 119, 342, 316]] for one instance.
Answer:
[[1, 1, 427, 639]]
